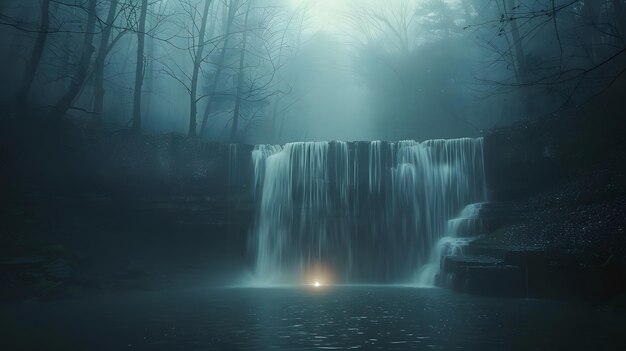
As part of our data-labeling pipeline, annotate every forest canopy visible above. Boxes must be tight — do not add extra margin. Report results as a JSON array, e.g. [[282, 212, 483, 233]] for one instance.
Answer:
[[0, 0, 624, 143]]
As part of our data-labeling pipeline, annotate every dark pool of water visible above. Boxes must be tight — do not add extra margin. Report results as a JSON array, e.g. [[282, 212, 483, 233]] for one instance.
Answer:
[[1, 286, 625, 350]]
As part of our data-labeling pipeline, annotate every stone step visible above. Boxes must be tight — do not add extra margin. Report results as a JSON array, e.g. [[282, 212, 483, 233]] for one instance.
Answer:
[[439, 250, 626, 300], [445, 202, 524, 238], [465, 265, 525, 296]]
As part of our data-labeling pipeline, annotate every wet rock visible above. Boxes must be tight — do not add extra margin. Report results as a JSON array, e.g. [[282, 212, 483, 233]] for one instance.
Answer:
[[440, 256, 502, 291], [465, 265, 524, 296]]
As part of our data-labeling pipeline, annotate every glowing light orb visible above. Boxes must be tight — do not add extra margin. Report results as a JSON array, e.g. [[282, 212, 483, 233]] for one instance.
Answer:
[[314, 281, 321, 288]]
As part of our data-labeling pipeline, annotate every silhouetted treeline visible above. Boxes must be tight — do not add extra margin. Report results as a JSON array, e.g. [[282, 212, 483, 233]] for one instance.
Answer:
[[0, 0, 624, 143]]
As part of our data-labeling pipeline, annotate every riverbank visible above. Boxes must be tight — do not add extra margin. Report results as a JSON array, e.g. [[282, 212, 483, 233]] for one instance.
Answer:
[[447, 86, 626, 300], [2, 88, 625, 301]]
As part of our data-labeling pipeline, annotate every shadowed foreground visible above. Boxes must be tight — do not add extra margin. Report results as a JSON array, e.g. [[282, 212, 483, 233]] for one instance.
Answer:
[[1, 286, 625, 350]]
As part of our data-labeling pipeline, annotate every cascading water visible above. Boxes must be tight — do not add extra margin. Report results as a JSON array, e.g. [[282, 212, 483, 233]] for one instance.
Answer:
[[415, 202, 488, 287], [250, 138, 487, 284], [251, 144, 283, 197]]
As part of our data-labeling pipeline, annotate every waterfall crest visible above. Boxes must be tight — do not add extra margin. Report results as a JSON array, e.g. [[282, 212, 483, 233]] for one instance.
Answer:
[[250, 138, 486, 284]]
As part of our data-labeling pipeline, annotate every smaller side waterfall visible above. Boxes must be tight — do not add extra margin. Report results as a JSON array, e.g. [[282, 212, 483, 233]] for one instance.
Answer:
[[446, 203, 486, 238], [416, 202, 488, 286], [251, 144, 283, 198]]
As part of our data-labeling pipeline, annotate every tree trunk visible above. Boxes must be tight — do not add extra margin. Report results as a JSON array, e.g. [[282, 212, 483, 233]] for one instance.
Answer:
[[132, 0, 148, 132], [52, 0, 97, 120], [2, 4, 30, 68], [189, 0, 214, 138], [230, 1, 251, 142], [505, 0, 525, 83], [199, 0, 238, 136], [580, 0, 603, 62], [93, 0, 119, 123], [144, 17, 156, 121], [16, 0, 50, 110], [613, 0, 626, 42], [503, 0, 534, 119]]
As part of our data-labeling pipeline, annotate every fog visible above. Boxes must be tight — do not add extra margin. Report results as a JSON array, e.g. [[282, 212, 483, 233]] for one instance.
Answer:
[[1, 0, 624, 142], [2, 3, 626, 348]]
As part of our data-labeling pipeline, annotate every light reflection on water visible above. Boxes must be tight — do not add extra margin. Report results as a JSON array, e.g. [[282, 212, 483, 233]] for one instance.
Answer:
[[3, 286, 626, 350], [129, 286, 625, 350]]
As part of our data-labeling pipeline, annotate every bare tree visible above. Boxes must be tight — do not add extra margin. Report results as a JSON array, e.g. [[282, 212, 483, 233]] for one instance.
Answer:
[[133, 0, 148, 132], [502, 0, 526, 85], [268, 1, 310, 142], [199, 0, 240, 137], [52, 0, 97, 120], [15, 0, 50, 109], [341, 0, 418, 53], [93, 0, 122, 123], [230, 0, 252, 141], [613, 0, 626, 39], [473, 0, 626, 108], [188, 0, 215, 138], [231, 2, 308, 141]]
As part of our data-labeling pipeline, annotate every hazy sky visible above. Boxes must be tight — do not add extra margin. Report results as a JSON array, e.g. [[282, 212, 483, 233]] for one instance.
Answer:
[[287, 0, 345, 31], [287, 0, 462, 33]]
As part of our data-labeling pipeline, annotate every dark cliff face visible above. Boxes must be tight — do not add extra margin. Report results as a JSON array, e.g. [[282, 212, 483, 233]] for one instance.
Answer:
[[483, 123, 564, 202], [2, 86, 625, 300], [474, 89, 626, 300], [1, 124, 256, 298], [483, 82, 626, 202], [2, 123, 254, 198]]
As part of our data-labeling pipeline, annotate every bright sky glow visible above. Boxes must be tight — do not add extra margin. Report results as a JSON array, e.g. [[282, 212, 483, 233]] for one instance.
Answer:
[[287, 0, 462, 33], [288, 0, 346, 32]]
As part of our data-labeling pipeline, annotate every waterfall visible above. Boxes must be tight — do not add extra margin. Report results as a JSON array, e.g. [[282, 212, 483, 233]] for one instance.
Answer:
[[251, 144, 283, 198], [250, 138, 486, 284], [415, 203, 487, 287]]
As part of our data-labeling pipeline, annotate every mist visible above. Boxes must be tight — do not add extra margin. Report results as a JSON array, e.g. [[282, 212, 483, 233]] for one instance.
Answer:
[[3, 0, 620, 142], [2, 1, 626, 350]]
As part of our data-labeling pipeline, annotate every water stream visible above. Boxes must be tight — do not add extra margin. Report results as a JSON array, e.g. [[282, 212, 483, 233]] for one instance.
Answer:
[[250, 139, 487, 284]]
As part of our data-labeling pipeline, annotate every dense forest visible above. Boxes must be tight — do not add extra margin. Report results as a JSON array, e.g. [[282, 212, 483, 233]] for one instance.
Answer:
[[0, 0, 624, 142], [2, 2, 626, 349]]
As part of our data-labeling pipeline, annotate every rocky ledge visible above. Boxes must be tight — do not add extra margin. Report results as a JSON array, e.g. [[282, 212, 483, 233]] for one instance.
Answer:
[[438, 162, 626, 301]]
